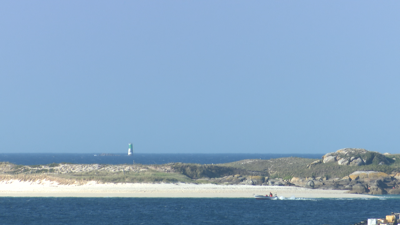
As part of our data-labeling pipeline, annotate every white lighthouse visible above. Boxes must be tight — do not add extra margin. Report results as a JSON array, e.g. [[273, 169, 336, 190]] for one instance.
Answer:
[[128, 143, 133, 156]]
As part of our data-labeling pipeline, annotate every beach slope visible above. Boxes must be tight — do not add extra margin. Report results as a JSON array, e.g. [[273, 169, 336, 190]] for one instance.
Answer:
[[0, 180, 377, 198]]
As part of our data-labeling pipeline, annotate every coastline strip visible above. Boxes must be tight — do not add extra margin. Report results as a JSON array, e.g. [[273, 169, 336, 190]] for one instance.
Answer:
[[0, 180, 377, 198]]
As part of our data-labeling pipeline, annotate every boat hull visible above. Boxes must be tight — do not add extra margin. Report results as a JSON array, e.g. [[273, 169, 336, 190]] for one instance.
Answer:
[[254, 195, 278, 200]]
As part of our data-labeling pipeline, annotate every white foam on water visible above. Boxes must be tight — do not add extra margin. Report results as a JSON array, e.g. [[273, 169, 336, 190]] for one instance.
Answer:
[[276, 196, 316, 201]]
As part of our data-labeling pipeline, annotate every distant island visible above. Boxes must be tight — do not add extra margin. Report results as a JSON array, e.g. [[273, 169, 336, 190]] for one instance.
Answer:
[[1, 148, 400, 195]]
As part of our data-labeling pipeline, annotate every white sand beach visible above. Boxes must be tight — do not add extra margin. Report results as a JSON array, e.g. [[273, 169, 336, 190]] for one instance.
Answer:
[[0, 180, 377, 198]]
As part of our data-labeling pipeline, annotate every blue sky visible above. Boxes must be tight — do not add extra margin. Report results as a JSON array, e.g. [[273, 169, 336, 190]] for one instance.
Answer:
[[1, 1, 399, 153]]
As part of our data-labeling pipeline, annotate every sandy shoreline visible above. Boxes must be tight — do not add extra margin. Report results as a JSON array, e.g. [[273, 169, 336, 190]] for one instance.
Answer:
[[0, 180, 378, 198]]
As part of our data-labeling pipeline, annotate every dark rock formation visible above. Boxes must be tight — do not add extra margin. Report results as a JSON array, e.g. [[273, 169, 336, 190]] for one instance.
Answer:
[[350, 184, 367, 194], [369, 185, 387, 195], [388, 188, 400, 195]]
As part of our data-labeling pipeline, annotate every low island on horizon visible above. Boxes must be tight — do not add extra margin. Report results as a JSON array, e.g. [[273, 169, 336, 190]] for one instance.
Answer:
[[0, 148, 399, 198]]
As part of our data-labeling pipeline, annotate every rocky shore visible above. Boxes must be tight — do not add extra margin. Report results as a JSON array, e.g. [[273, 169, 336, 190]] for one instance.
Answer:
[[3, 162, 400, 195], [0, 148, 399, 196]]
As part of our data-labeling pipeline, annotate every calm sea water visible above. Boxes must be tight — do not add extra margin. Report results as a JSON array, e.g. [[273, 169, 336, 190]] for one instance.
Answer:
[[0, 153, 322, 165], [0, 197, 399, 225]]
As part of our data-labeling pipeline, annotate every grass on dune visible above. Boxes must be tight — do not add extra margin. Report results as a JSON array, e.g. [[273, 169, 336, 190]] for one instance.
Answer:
[[58, 170, 194, 184]]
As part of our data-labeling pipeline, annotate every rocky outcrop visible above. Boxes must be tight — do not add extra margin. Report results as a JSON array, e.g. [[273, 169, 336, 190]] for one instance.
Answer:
[[349, 171, 388, 180], [290, 177, 306, 186], [288, 171, 400, 195], [306, 160, 322, 168], [322, 148, 390, 166], [350, 184, 367, 194], [305, 180, 315, 189], [369, 185, 387, 195], [392, 173, 400, 180], [290, 177, 319, 187], [247, 176, 264, 185], [338, 158, 349, 165], [388, 188, 400, 195], [349, 158, 364, 166], [195, 175, 295, 186], [323, 154, 336, 163]]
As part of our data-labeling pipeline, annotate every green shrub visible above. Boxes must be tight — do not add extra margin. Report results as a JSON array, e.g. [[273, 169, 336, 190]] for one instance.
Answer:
[[363, 152, 389, 165], [30, 165, 42, 168], [283, 175, 293, 180], [48, 163, 60, 167], [171, 163, 246, 179]]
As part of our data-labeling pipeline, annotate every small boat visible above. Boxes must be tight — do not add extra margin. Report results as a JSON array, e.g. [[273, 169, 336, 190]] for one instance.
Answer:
[[254, 195, 278, 200]]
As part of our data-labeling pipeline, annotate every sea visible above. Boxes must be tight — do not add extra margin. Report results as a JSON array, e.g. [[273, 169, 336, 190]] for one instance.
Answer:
[[0, 153, 323, 165], [0, 153, 399, 225]]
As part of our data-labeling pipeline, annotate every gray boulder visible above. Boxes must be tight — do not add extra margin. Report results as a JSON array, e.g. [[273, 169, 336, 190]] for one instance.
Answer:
[[338, 158, 349, 165], [290, 177, 307, 187], [323, 156, 336, 163], [388, 188, 400, 195], [369, 185, 387, 195], [305, 180, 315, 189], [349, 158, 364, 166], [351, 184, 367, 194], [337, 179, 351, 186], [244, 179, 254, 185], [344, 185, 353, 190]]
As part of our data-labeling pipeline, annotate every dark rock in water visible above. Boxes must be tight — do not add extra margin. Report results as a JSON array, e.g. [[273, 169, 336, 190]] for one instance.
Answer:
[[305, 180, 315, 189]]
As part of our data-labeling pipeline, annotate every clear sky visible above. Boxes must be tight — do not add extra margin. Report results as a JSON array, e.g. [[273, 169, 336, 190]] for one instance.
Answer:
[[1, 1, 399, 154]]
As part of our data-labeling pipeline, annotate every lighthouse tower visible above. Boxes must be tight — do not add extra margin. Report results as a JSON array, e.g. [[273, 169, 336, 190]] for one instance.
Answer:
[[128, 143, 133, 156]]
